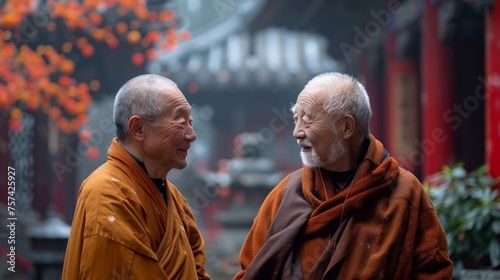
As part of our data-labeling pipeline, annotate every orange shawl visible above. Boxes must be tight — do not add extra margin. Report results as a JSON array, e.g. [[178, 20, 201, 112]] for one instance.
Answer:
[[235, 135, 452, 279], [62, 138, 210, 280]]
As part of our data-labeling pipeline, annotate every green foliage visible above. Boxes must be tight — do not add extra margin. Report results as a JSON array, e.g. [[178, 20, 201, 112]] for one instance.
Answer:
[[425, 163, 500, 275]]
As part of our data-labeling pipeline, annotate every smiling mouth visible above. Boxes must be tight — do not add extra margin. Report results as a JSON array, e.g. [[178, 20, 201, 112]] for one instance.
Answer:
[[300, 145, 312, 152]]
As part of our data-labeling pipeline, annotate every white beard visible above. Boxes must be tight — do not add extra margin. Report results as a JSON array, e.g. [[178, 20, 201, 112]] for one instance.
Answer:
[[299, 140, 346, 168], [300, 147, 322, 167]]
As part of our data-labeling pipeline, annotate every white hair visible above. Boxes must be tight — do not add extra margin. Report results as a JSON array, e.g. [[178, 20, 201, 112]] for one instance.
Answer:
[[303, 72, 372, 138], [113, 74, 178, 141]]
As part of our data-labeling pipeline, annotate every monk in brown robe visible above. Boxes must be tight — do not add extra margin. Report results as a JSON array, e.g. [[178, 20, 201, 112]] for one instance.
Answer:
[[235, 73, 453, 279], [62, 74, 211, 279]]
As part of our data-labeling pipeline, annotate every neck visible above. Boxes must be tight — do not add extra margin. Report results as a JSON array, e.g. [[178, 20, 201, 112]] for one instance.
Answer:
[[120, 140, 170, 179], [322, 136, 369, 172], [330, 168, 356, 191], [331, 169, 356, 181], [320, 151, 359, 172], [318, 167, 357, 201]]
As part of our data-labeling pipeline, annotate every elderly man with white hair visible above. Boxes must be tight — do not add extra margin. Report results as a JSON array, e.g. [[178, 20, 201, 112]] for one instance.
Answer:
[[235, 72, 453, 279], [63, 74, 211, 280]]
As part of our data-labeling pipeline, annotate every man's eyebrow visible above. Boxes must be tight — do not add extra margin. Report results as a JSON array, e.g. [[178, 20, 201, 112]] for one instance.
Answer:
[[290, 105, 313, 117], [173, 105, 191, 117], [299, 107, 313, 117], [303, 107, 312, 116]]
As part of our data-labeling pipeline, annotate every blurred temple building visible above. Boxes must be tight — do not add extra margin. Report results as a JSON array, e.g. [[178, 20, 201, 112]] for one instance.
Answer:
[[254, 0, 498, 181], [150, 0, 500, 181]]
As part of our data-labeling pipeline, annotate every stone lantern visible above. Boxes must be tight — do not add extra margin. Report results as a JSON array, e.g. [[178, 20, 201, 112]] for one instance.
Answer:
[[27, 204, 71, 280], [211, 132, 283, 277]]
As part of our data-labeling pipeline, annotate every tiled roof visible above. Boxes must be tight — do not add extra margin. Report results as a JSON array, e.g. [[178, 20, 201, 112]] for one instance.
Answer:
[[148, 27, 341, 88]]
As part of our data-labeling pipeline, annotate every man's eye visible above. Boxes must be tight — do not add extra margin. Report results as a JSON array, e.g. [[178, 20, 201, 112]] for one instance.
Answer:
[[303, 115, 313, 123], [175, 118, 186, 125]]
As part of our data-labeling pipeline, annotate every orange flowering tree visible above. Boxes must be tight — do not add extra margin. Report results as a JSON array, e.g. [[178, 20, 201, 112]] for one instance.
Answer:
[[0, 0, 189, 158]]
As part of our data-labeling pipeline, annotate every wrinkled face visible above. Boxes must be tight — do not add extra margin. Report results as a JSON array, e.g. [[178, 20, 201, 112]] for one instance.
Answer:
[[293, 90, 346, 168], [142, 88, 196, 170]]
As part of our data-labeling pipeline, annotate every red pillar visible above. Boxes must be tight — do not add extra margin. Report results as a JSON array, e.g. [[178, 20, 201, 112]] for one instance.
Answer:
[[486, 4, 500, 179], [385, 30, 420, 175], [421, 0, 455, 178]]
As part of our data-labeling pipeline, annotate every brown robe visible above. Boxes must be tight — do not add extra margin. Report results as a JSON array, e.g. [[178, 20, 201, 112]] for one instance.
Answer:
[[62, 138, 211, 280], [235, 134, 453, 279]]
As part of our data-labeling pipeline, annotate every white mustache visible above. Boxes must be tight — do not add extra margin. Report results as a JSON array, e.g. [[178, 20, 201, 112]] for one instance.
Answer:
[[297, 139, 312, 147]]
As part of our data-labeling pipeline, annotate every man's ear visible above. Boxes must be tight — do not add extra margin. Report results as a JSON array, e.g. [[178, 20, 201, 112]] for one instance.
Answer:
[[342, 115, 356, 139], [128, 115, 145, 141]]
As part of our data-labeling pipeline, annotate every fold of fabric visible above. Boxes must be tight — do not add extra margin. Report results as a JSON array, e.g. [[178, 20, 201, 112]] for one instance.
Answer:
[[301, 157, 399, 236], [63, 138, 209, 280], [242, 135, 399, 279]]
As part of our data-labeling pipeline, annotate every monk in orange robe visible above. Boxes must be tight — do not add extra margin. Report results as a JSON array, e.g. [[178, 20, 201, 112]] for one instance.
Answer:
[[62, 74, 211, 279], [235, 73, 453, 279]]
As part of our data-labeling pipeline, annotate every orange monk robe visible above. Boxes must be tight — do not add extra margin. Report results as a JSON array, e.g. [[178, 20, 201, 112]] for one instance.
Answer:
[[62, 139, 211, 280], [235, 135, 453, 279]]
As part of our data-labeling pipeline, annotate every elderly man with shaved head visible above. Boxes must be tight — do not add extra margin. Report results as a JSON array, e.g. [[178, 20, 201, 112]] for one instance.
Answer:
[[235, 72, 453, 279], [63, 74, 211, 280]]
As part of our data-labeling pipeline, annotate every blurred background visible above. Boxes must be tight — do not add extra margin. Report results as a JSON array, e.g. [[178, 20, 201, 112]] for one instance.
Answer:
[[1, 0, 499, 279]]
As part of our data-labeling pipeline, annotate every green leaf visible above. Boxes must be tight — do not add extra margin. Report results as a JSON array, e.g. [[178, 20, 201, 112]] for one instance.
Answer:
[[492, 221, 500, 234], [489, 239, 500, 267], [429, 163, 499, 269], [469, 164, 488, 178], [492, 208, 500, 218], [451, 166, 467, 179]]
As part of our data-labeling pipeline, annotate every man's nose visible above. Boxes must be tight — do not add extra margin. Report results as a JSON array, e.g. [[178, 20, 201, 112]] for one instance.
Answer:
[[293, 124, 305, 139], [185, 126, 196, 142]]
